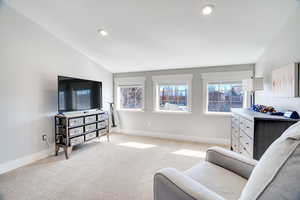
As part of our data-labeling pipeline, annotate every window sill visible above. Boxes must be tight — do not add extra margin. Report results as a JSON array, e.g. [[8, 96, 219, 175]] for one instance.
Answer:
[[204, 112, 232, 117], [117, 109, 144, 112], [152, 110, 192, 114]]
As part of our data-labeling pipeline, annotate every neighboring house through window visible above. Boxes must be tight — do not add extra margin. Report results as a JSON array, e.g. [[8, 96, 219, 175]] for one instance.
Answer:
[[207, 82, 244, 112], [152, 74, 193, 112], [202, 71, 252, 114]]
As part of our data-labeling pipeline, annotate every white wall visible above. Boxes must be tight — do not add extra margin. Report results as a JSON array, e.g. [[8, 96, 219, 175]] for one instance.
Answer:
[[114, 64, 254, 144], [255, 7, 300, 112], [0, 3, 113, 166]]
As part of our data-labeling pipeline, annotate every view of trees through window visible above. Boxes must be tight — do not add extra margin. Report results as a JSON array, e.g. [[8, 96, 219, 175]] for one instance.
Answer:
[[159, 85, 188, 111], [207, 82, 244, 112], [120, 87, 143, 109]]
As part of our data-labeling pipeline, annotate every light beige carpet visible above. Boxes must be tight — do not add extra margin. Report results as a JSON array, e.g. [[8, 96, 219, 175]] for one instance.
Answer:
[[0, 133, 225, 200]]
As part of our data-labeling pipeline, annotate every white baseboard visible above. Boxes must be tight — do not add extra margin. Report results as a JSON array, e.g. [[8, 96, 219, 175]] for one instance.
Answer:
[[0, 148, 54, 175], [112, 128, 230, 146]]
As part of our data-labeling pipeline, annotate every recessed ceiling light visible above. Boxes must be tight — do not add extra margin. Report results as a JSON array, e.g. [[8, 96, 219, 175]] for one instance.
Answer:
[[202, 5, 214, 16], [97, 29, 108, 37]]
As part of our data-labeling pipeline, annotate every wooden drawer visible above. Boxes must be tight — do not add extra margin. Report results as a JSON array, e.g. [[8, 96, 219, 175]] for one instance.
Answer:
[[70, 136, 84, 146], [85, 124, 97, 132], [85, 115, 97, 123], [69, 127, 84, 137], [98, 128, 107, 135], [98, 113, 108, 121], [69, 117, 84, 127], [85, 131, 97, 140], [98, 121, 107, 129]]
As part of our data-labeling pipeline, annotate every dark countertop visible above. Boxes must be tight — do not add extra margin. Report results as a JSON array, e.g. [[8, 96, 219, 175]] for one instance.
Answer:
[[231, 108, 299, 122]]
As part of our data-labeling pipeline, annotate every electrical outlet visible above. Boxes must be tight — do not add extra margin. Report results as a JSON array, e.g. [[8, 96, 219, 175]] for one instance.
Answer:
[[42, 134, 47, 141]]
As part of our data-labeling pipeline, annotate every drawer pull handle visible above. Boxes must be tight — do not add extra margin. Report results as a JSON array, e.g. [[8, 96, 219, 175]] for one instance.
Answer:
[[245, 142, 249, 145], [246, 126, 250, 129]]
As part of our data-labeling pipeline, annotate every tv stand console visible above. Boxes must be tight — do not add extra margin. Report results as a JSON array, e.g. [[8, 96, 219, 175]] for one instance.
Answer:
[[55, 110, 109, 159]]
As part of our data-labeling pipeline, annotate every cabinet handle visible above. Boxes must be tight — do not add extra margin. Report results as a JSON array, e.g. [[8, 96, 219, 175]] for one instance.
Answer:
[[246, 126, 250, 129]]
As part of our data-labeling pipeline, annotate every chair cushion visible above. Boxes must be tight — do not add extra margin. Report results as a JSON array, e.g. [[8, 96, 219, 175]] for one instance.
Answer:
[[240, 121, 300, 200], [184, 162, 247, 200]]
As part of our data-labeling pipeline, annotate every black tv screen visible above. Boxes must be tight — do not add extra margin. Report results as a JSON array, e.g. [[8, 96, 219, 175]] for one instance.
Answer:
[[58, 76, 102, 113]]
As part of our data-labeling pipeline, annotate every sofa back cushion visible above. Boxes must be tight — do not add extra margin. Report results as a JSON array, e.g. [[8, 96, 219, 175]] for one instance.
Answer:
[[240, 121, 300, 200]]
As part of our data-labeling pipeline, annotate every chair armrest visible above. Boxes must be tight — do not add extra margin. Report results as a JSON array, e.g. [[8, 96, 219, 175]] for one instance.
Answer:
[[154, 168, 225, 200], [206, 147, 258, 179]]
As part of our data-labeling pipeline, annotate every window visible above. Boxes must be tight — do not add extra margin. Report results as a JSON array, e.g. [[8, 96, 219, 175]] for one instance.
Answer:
[[159, 85, 188, 112], [153, 74, 193, 112], [115, 77, 145, 111], [119, 86, 143, 109], [207, 82, 244, 113]]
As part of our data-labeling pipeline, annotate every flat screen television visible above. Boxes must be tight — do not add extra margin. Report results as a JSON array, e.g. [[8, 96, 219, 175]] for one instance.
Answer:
[[58, 76, 102, 113]]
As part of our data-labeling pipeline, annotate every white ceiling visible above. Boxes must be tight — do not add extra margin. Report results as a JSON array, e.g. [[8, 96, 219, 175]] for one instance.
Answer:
[[4, 0, 298, 72]]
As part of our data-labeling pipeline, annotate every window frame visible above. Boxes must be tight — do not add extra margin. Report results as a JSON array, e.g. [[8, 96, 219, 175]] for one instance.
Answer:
[[152, 74, 193, 113], [205, 81, 246, 115], [114, 77, 146, 112], [202, 71, 252, 115]]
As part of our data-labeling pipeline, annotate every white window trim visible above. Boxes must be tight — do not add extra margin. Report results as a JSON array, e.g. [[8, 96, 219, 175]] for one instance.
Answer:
[[152, 74, 193, 113], [114, 76, 145, 111], [202, 71, 252, 115]]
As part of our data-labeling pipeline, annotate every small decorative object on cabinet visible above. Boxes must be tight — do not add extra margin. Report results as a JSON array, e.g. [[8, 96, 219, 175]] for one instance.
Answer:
[[231, 108, 298, 160], [55, 110, 109, 159]]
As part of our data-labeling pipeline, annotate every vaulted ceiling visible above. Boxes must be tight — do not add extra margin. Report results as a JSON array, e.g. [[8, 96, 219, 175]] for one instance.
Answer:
[[4, 0, 298, 72]]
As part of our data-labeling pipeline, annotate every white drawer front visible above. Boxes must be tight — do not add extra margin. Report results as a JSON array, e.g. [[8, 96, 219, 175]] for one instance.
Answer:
[[85, 115, 97, 123], [70, 136, 84, 146], [231, 126, 239, 138], [244, 120, 254, 139], [231, 135, 239, 152], [239, 117, 254, 139], [231, 115, 239, 126], [98, 113, 108, 121], [240, 131, 253, 155], [240, 145, 252, 158], [85, 124, 97, 132], [69, 127, 84, 137], [69, 117, 84, 127], [85, 131, 97, 140]]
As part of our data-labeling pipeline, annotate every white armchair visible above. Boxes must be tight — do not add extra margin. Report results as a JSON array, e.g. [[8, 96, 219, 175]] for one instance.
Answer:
[[154, 147, 257, 200], [154, 122, 300, 200]]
